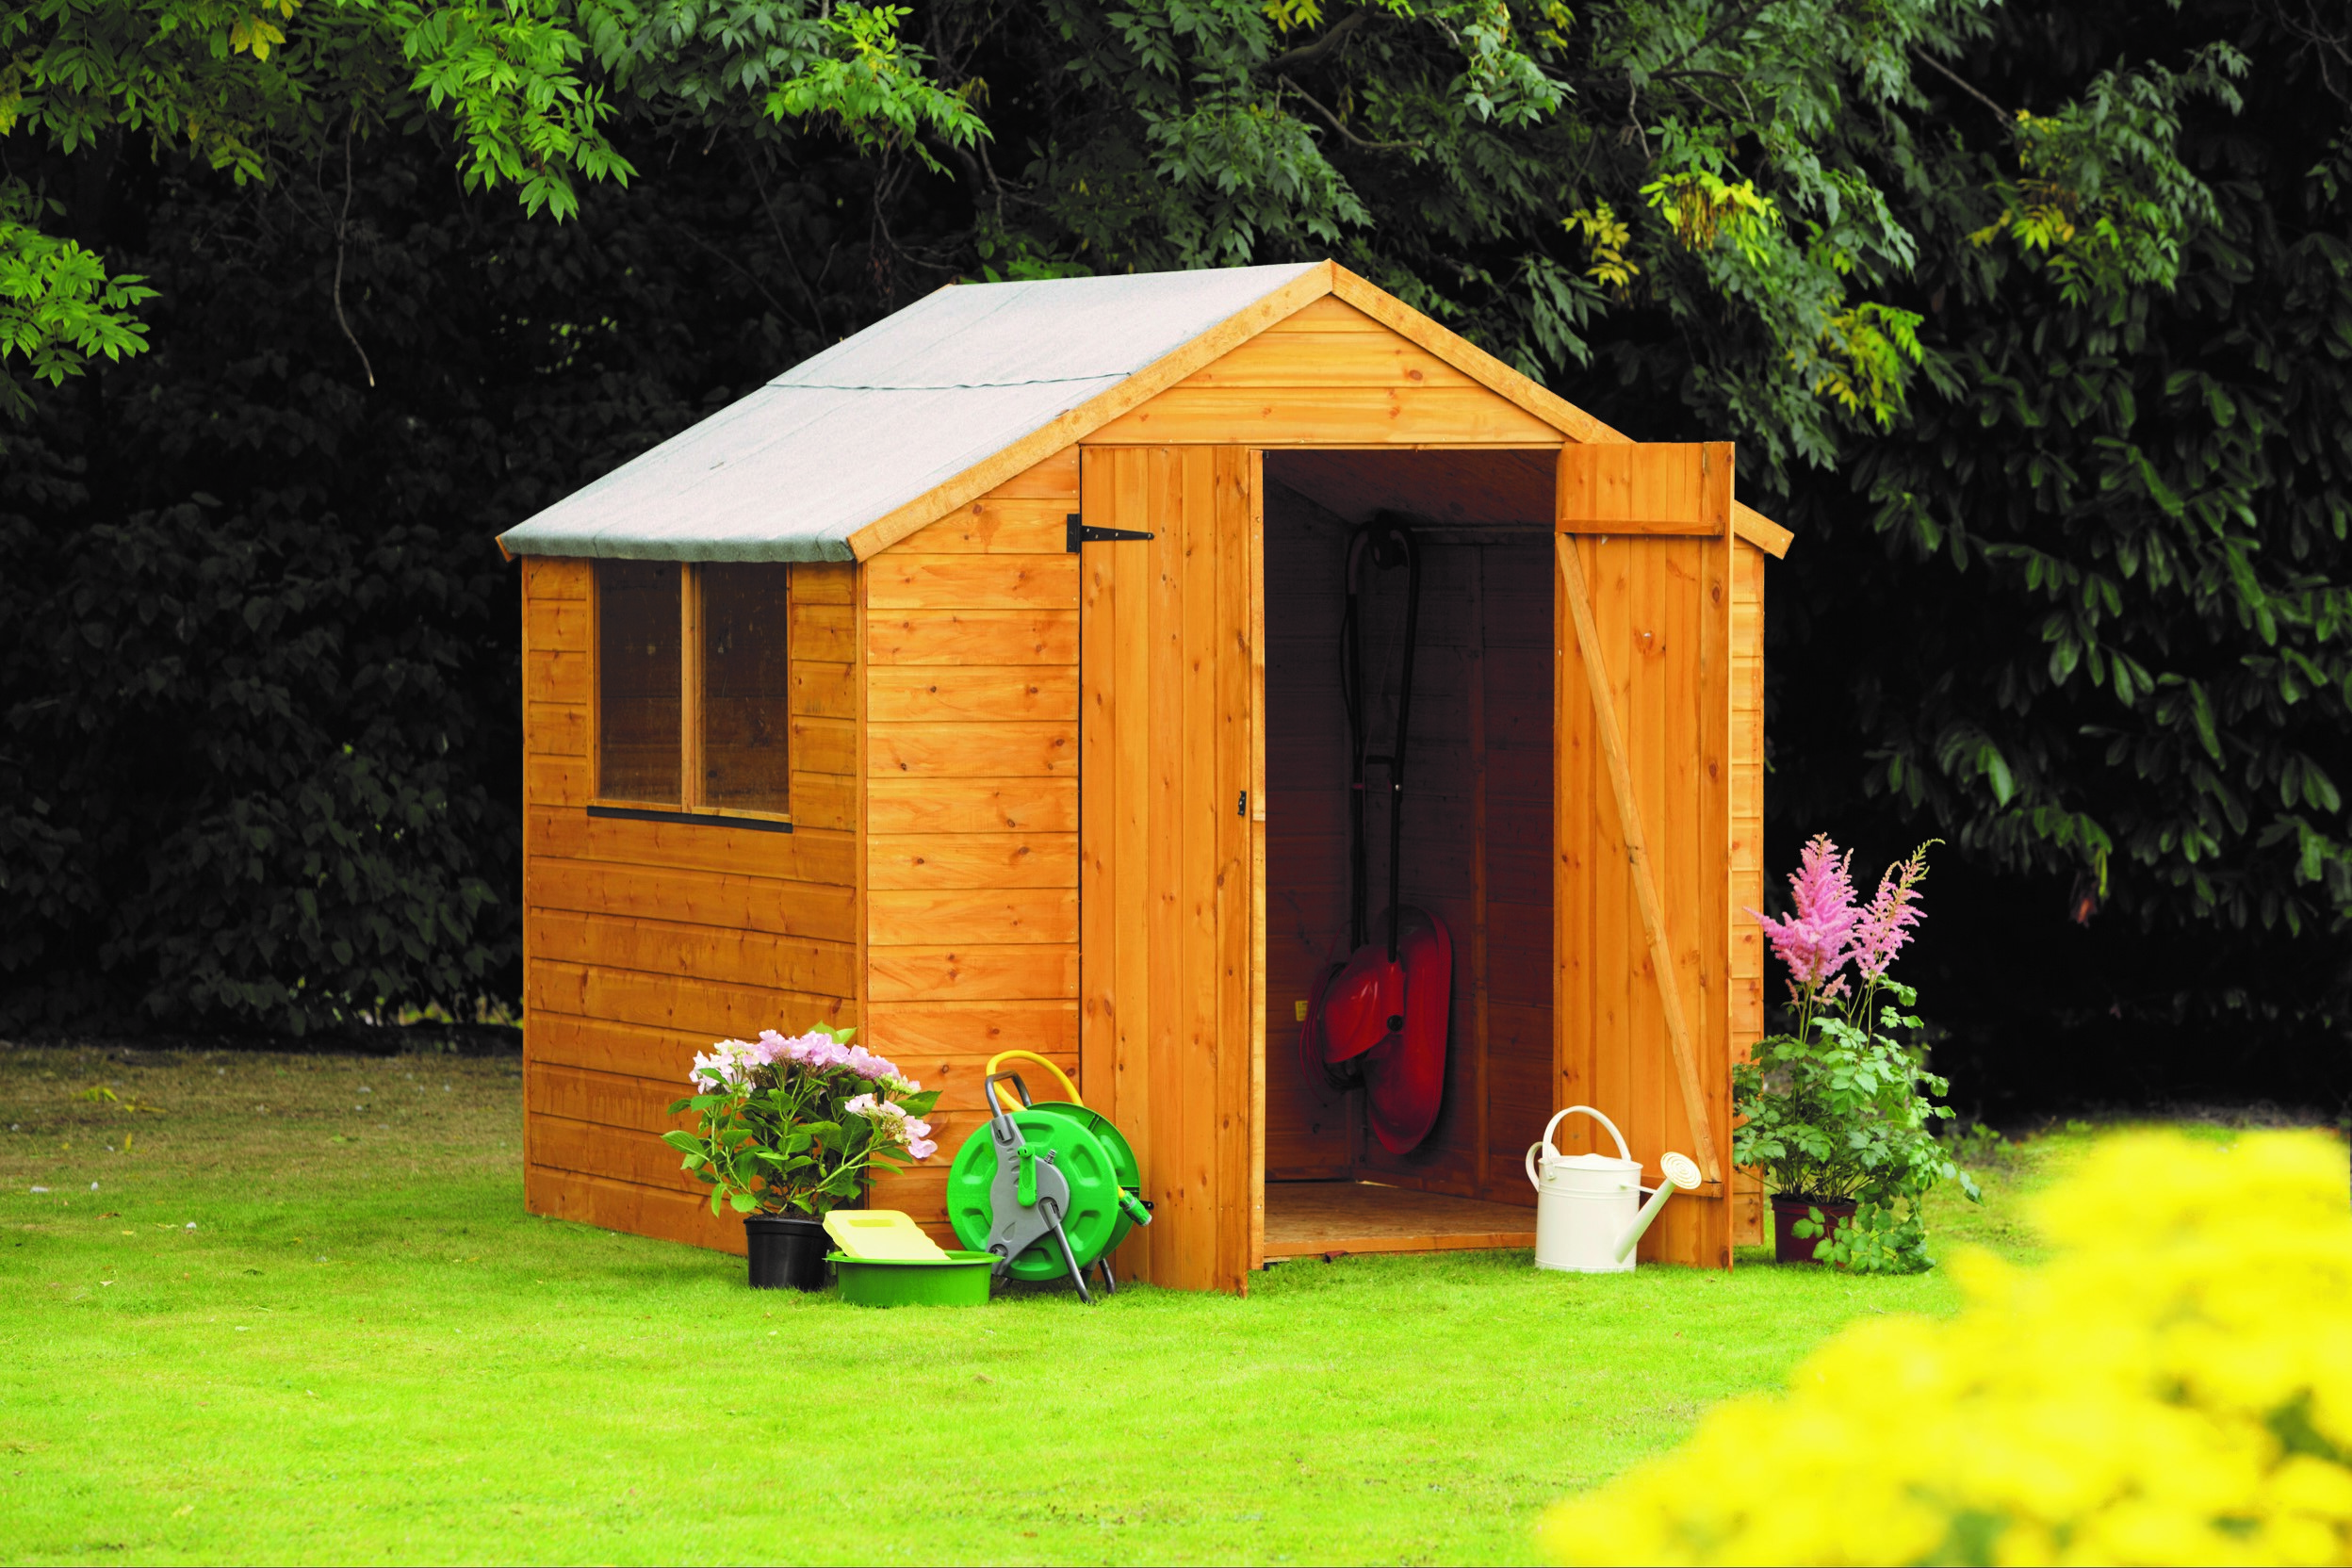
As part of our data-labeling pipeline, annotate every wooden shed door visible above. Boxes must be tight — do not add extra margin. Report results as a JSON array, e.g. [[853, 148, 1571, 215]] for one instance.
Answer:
[[1076, 446, 1264, 1294], [1553, 442, 1736, 1269]]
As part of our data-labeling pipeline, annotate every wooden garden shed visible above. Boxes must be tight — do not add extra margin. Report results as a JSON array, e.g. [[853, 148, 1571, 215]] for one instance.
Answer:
[[498, 260, 1792, 1293]]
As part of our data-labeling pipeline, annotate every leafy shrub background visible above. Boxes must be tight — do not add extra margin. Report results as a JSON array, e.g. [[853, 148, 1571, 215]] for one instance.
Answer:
[[0, 0, 2346, 1107]]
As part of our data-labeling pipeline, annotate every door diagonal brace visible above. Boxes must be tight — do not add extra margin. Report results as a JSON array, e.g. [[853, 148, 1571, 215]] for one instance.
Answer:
[[1556, 533, 1723, 1184]]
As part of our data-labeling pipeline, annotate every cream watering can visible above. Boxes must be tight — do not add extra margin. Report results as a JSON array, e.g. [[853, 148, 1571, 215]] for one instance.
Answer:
[[1525, 1105, 1702, 1273]]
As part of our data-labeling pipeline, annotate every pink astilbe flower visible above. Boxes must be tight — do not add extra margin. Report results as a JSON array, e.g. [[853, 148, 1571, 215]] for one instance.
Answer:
[[1747, 834, 1860, 996], [1852, 845, 1931, 982]]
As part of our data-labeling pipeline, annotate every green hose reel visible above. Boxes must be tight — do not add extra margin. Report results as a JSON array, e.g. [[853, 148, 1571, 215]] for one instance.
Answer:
[[945, 1073, 1152, 1290]]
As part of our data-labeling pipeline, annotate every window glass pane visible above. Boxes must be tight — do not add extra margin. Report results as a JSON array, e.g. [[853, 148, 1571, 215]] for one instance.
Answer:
[[701, 564, 792, 812], [596, 559, 680, 803]]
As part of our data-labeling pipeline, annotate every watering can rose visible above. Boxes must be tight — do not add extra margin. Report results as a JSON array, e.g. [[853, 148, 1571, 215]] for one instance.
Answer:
[[664, 1023, 941, 1217]]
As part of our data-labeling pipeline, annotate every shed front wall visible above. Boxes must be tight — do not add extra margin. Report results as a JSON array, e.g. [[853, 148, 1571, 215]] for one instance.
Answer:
[[858, 447, 1085, 1241], [519, 555, 861, 1251]]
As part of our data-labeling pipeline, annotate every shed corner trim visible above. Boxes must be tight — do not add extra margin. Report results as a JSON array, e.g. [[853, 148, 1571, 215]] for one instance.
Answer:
[[1732, 502, 1794, 559]]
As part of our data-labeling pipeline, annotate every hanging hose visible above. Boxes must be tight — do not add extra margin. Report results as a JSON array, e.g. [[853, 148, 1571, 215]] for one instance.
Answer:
[[1340, 514, 1423, 962]]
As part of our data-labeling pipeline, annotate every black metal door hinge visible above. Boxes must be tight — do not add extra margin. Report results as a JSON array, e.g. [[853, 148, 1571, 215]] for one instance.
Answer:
[[1067, 513, 1155, 552]]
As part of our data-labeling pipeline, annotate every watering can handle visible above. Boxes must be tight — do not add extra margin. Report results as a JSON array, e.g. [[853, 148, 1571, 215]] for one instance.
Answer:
[[1539, 1104, 1634, 1166]]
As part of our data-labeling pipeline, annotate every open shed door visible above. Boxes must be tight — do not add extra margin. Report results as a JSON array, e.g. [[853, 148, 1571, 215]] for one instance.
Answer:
[[1553, 443, 1736, 1268], [1076, 446, 1264, 1293]]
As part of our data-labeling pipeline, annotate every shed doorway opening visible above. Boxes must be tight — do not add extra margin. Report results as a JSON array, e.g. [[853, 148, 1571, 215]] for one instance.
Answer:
[[1261, 449, 1559, 1260]]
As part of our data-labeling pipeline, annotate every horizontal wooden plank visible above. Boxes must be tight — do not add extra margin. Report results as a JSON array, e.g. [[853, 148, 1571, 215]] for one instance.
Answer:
[[790, 661, 856, 720], [528, 858, 858, 943], [527, 958, 852, 1038], [865, 777, 1077, 834], [526, 701, 587, 760], [526, 599, 592, 653], [1086, 386, 1563, 447], [868, 722, 1075, 778], [1181, 332, 1479, 389], [522, 557, 590, 601], [791, 562, 856, 605], [529, 1013, 704, 1081], [862, 1000, 1079, 1058], [867, 610, 1078, 666], [792, 772, 856, 833], [789, 716, 857, 776], [527, 756, 592, 808], [525, 649, 590, 706], [868, 889, 1078, 945], [866, 555, 1080, 612], [1269, 296, 1388, 333], [528, 807, 852, 883], [533, 1112, 697, 1194], [868, 832, 1078, 890], [789, 601, 856, 662], [866, 944, 1079, 1003], [525, 1163, 743, 1256], [866, 666, 1079, 724], [531, 908, 858, 995], [982, 445, 1079, 500], [891, 498, 1070, 556], [529, 1062, 685, 1136]]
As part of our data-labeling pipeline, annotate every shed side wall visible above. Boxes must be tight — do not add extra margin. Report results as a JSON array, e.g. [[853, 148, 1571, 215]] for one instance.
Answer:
[[1729, 538, 1767, 1247], [520, 555, 860, 1253], [861, 446, 1084, 1242]]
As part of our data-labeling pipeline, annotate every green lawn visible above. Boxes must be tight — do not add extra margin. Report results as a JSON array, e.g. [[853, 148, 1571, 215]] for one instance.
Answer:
[[3, 1042, 2051, 1565]]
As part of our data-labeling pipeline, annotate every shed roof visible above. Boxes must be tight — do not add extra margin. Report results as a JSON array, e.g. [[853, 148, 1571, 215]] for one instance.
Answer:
[[498, 263, 1324, 564], [496, 259, 1791, 564]]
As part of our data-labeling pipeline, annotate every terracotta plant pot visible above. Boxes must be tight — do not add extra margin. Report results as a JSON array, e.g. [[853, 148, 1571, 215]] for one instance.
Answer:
[[1771, 1196, 1857, 1265], [743, 1213, 831, 1290]]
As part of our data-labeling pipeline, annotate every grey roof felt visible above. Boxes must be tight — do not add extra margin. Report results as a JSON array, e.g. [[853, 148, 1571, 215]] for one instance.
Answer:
[[497, 263, 1324, 562]]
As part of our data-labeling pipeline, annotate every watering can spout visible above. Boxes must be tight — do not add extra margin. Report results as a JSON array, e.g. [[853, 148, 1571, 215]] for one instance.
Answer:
[[1612, 1152, 1704, 1263]]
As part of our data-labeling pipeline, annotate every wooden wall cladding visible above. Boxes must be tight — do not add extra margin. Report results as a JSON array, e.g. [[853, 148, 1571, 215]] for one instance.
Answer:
[[1729, 539, 1768, 1247], [861, 446, 1086, 1241], [1260, 481, 1554, 1207], [1083, 299, 1566, 448], [519, 555, 861, 1250]]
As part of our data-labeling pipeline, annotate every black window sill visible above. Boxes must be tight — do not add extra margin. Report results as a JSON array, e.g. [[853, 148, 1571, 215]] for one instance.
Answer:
[[586, 803, 794, 833]]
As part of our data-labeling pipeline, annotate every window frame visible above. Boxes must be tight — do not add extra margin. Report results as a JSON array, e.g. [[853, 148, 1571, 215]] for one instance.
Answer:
[[587, 559, 795, 831]]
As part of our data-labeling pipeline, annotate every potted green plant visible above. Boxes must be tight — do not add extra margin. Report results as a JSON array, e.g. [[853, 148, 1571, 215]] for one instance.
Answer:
[[665, 1023, 941, 1290], [1734, 837, 1979, 1272]]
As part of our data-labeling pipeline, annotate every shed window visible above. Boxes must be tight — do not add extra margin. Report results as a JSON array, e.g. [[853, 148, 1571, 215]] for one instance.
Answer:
[[596, 560, 682, 804], [699, 565, 792, 812], [594, 560, 792, 821]]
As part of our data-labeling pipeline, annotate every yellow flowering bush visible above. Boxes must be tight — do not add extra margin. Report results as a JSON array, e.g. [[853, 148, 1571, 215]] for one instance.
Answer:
[[1541, 1130, 2352, 1566]]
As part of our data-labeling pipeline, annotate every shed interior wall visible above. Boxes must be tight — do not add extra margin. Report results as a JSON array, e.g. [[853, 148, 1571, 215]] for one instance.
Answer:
[[1260, 460, 1555, 1212]]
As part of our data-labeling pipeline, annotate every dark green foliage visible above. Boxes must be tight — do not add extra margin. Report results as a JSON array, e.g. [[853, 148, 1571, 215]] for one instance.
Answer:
[[3, 0, 2347, 1110]]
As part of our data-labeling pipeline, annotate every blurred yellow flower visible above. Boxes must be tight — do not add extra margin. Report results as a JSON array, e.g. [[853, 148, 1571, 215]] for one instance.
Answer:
[[1540, 1131, 2352, 1566]]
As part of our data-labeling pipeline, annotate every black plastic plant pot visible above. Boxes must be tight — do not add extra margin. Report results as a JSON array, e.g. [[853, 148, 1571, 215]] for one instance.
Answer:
[[743, 1214, 831, 1291]]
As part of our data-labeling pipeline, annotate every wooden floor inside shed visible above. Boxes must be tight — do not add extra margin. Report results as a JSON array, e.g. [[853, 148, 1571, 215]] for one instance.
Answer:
[[1262, 1181, 1537, 1260]]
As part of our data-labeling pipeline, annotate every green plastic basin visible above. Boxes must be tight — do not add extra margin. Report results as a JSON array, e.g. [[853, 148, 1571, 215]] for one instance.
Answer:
[[827, 1250, 995, 1308]]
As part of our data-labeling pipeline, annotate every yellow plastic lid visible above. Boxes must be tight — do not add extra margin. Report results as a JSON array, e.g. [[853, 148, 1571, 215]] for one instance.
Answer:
[[822, 1209, 950, 1262]]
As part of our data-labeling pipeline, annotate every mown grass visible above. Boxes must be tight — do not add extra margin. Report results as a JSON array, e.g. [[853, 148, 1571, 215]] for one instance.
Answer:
[[4, 1042, 2065, 1565]]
